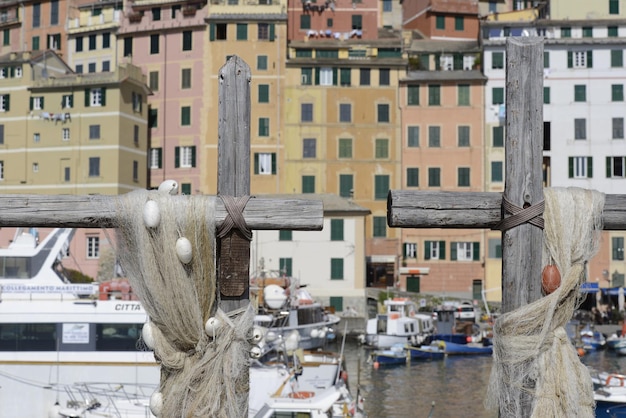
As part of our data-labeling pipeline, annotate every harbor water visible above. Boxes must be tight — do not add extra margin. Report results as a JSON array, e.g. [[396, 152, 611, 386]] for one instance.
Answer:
[[331, 339, 626, 418]]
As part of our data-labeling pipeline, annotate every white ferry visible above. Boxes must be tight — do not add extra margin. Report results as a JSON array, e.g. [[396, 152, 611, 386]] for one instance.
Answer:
[[0, 228, 159, 418]]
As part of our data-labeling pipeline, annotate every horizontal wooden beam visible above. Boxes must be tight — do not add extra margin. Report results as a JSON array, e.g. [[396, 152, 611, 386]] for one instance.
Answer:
[[388, 190, 626, 230], [0, 194, 324, 230]]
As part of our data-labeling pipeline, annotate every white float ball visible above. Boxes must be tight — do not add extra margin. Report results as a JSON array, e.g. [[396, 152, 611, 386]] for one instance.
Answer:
[[48, 403, 62, 418], [250, 326, 264, 344], [310, 329, 319, 338], [158, 179, 179, 195], [149, 391, 163, 416], [175, 237, 193, 264], [142, 322, 156, 349], [143, 200, 161, 229], [265, 331, 277, 342], [318, 330, 326, 339], [205, 317, 220, 336], [250, 346, 262, 359]]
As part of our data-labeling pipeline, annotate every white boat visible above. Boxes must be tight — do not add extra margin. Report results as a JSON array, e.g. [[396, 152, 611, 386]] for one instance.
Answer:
[[590, 369, 626, 418], [251, 270, 341, 350], [362, 297, 435, 349], [0, 228, 159, 418]]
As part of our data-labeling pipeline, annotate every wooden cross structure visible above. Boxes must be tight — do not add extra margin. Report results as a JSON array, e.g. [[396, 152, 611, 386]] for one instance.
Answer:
[[0, 56, 323, 409], [388, 37, 626, 416]]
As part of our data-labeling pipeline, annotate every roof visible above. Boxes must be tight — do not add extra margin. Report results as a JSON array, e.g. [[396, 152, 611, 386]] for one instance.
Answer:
[[254, 193, 371, 217], [401, 70, 486, 82], [407, 39, 481, 53], [206, 13, 287, 22]]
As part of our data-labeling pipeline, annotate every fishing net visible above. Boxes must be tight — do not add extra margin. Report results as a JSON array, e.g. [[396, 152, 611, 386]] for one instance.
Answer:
[[486, 187, 604, 417], [114, 189, 252, 418]]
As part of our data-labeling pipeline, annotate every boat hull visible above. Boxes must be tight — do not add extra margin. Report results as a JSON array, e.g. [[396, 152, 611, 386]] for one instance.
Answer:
[[406, 345, 445, 360]]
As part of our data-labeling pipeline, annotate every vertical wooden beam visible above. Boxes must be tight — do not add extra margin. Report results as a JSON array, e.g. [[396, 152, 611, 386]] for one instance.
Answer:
[[217, 56, 252, 313], [502, 37, 544, 315]]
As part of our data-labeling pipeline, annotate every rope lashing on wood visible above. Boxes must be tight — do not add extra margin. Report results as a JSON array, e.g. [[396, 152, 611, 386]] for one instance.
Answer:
[[492, 195, 545, 231], [217, 195, 253, 240]]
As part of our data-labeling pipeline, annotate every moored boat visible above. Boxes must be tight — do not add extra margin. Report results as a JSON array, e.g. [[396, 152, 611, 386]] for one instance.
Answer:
[[370, 343, 408, 366], [405, 341, 446, 361], [435, 340, 493, 356]]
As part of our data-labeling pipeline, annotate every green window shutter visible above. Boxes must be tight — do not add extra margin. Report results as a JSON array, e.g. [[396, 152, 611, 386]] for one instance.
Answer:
[[101, 88, 106, 106], [279, 230, 292, 241], [451, 242, 457, 261], [41, 97, 44, 109], [271, 153, 276, 174], [329, 296, 343, 312], [85, 88, 90, 107], [315, 67, 320, 85], [332, 67, 337, 86], [587, 51, 593, 68], [29, 97, 33, 110], [568, 157, 573, 178], [258, 84, 269, 103], [544, 87, 550, 104], [330, 258, 344, 279], [254, 153, 259, 174], [69, 95, 73, 107], [567, 51, 573, 68], [175, 146, 180, 168], [587, 157, 593, 178], [607, 156, 612, 178], [439, 241, 446, 259], [191, 146, 196, 167], [424, 241, 431, 260], [330, 219, 344, 241], [269, 23, 275, 41], [473, 242, 480, 261], [157, 148, 162, 168], [4, 94, 8, 111], [210, 23, 215, 41], [339, 174, 353, 197]]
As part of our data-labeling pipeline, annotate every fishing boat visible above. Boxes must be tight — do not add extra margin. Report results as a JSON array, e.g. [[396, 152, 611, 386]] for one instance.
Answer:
[[0, 228, 160, 417], [251, 270, 341, 350], [590, 369, 626, 418], [405, 341, 446, 361], [370, 343, 408, 366], [362, 297, 434, 349], [434, 340, 493, 356]]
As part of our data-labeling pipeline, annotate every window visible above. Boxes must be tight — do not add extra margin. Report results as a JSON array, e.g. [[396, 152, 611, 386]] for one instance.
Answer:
[[259, 118, 270, 136], [373, 216, 386, 237], [458, 84, 470, 106], [32, 36, 40, 51], [436, 15, 445, 30], [88, 157, 100, 177], [408, 126, 419, 147], [0, 94, 9, 112], [102, 33, 110, 49], [375, 139, 389, 159], [568, 51, 592, 68], [31, 96, 44, 110], [258, 23, 274, 41], [458, 126, 470, 147], [33, 133, 40, 143], [491, 161, 503, 182], [102, 61, 110, 72], [428, 126, 441, 147], [492, 52, 504, 69], [428, 85, 441, 106], [181, 106, 191, 126], [180, 183, 191, 195], [51, 0, 59, 25], [63, 166, 70, 182], [424, 240, 445, 260], [544, 87, 550, 104], [402, 242, 417, 259], [89, 125, 100, 140], [279, 258, 292, 276], [88, 63, 96, 73], [303, 138, 316, 158], [377, 104, 389, 123], [0, 125, 3, 144], [574, 85, 586, 102], [87, 87, 105, 107], [62, 128, 70, 141], [407, 168, 419, 187], [150, 148, 162, 169], [257, 55, 268, 70], [149, 108, 158, 128], [612, 236, 625, 263], [455, 16, 464, 31], [301, 103, 313, 122], [492, 87, 504, 105], [255, 152, 275, 174], [211, 23, 227, 40], [613, 84, 624, 101], [374, 175, 389, 200], [149, 71, 159, 91], [493, 126, 504, 147], [76, 36, 84, 52], [302, 176, 315, 193], [613, 118, 624, 139], [428, 167, 441, 187], [182, 31, 192, 51], [408, 85, 419, 105], [87, 236, 100, 258], [176, 146, 196, 168], [611, 50, 623, 68], [132, 160, 138, 182], [0, 160, 3, 179], [338, 138, 352, 158], [339, 103, 351, 122], [360, 68, 370, 86], [319, 67, 334, 86], [258, 84, 269, 103], [130, 92, 141, 113], [458, 167, 470, 187], [88, 34, 96, 50], [279, 230, 292, 241], [352, 14, 362, 30], [340, 68, 351, 86], [338, 174, 353, 198], [123, 37, 132, 57], [33, 3, 40, 28], [150, 34, 159, 54], [152, 7, 161, 21], [452, 242, 479, 261], [300, 15, 310, 30], [488, 238, 502, 258], [133, 125, 139, 145], [379, 68, 390, 86], [569, 156, 592, 178], [574, 118, 587, 140], [607, 156, 626, 178], [609, 26, 619, 37], [330, 258, 344, 279], [544, 51, 550, 68], [610, 0, 619, 14], [3, 29, 9, 47], [301, 68, 313, 85], [561, 27, 571, 38], [181, 68, 191, 89], [236, 23, 247, 40], [582, 27, 593, 38]]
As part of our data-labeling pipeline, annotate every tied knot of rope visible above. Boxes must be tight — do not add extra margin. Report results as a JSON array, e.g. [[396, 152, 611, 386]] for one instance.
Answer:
[[492, 195, 545, 231], [217, 195, 252, 240]]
